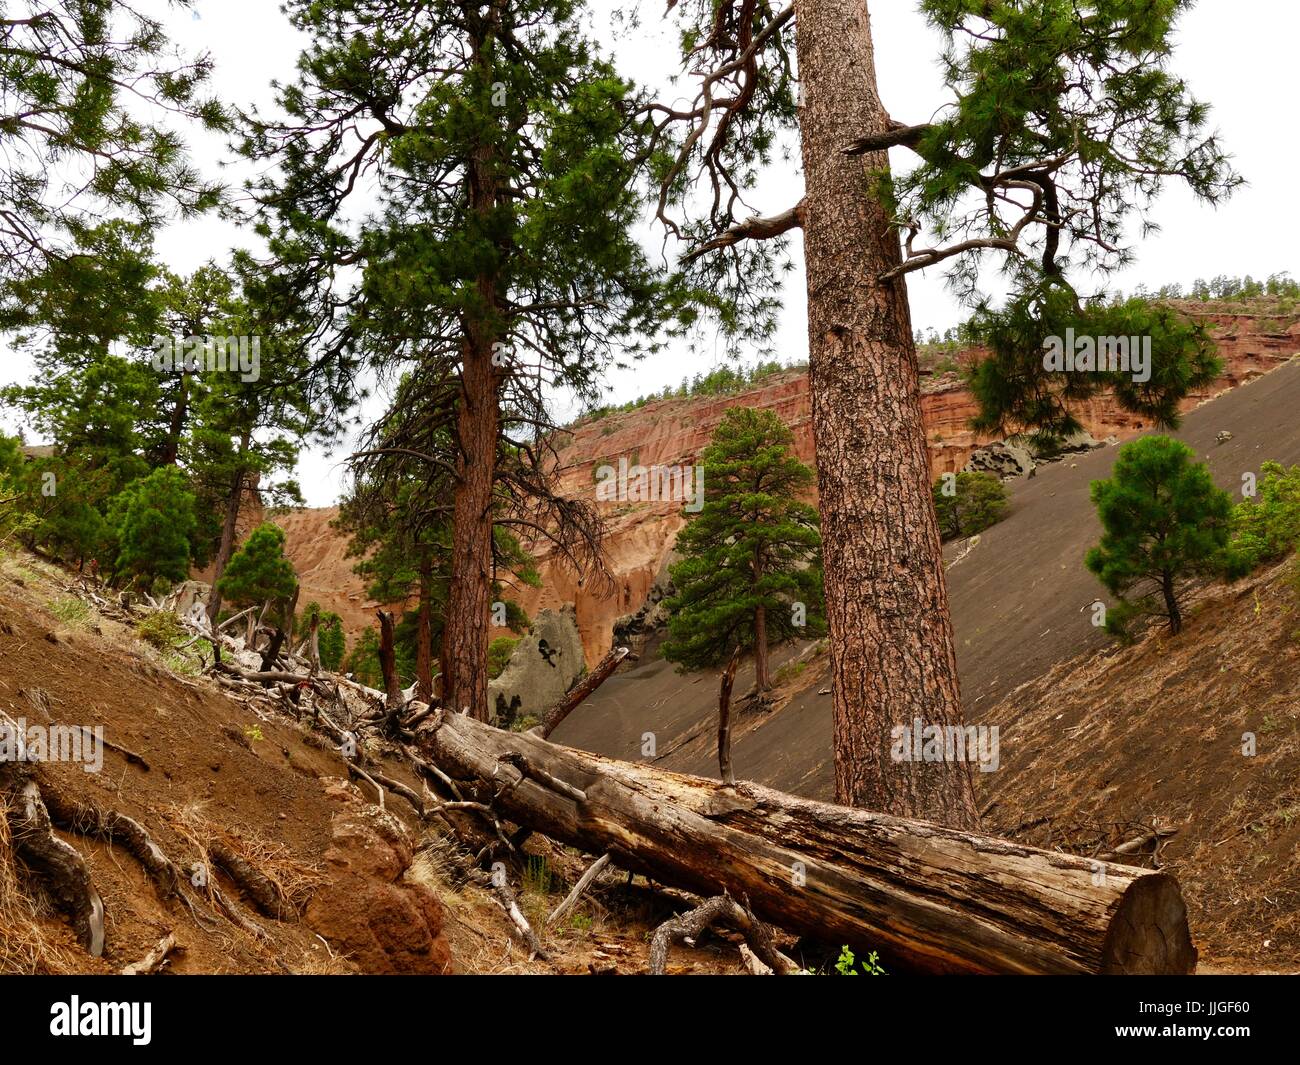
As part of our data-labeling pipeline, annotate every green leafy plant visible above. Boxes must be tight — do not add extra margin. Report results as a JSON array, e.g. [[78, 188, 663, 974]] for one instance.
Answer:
[[834, 945, 887, 976], [933, 471, 1011, 541]]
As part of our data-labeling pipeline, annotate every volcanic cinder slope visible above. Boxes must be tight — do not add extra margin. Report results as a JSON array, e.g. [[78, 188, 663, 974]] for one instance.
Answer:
[[271, 303, 1300, 664], [552, 357, 1300, 804]]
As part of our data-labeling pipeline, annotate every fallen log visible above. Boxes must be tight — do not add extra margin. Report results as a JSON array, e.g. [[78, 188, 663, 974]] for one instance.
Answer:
[[418, 711, 1197, 975]]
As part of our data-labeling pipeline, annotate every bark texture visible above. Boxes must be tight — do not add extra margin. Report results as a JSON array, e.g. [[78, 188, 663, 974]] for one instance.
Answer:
[[439, 20, 503, 722], [418, 712, 1198, 975], [416, 553, 435, 702], [794, 0, 977, 827], [206, 431, 251, 625]]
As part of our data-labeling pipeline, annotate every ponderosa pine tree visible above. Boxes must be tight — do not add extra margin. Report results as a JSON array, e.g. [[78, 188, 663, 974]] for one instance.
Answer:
[[0, 0, 225, 283], [340, 438, 540, 703], [932, 472, 1010, 542], [650, 0, 1239, 825], [1086, 436, 1234, 637], [966, 288, 1223, 451], [216, 523, 299, 639], [663, 408, 824, 692], [246, 0, 679, 718], [108, 466, 197, 587], [340, 484, 449, 704]]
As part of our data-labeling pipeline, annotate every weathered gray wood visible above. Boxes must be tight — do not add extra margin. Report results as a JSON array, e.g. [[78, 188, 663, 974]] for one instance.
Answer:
[[418, 710, 1197, 975], [536, 646, 630, 739]]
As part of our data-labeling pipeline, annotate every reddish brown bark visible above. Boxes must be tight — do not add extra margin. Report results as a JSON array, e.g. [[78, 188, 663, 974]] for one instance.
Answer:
[[439, 18, 504, 722], [206, 431, 251, 625], [415, 551, 434, 702], [794, 0, 977, 828], [441, 346, 499, 720]]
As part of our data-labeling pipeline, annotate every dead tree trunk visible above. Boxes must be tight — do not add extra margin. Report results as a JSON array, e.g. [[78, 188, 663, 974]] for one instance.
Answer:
[[376, 609, 407, 732], [537, 645, 630, 739], [418, 712, 1196, 975]]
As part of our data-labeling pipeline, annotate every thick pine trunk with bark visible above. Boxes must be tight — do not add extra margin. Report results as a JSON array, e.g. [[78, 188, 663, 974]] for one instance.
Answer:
[[206, 432, 250, 625], [416, 552, 434, 702], [440, 37, 503, 721], [440, 339, 499, 720], [794, 0, 976, 827]]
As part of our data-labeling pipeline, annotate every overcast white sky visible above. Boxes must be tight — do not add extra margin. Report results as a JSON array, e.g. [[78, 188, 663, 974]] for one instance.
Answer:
[[2, 0, 1296, 506]]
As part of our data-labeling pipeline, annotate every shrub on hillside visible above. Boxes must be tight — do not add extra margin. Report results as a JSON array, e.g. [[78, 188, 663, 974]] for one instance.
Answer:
[[1228, 462, 1300, 574], [932, 471, 1010, 541], [488, 636, 519, 679], [137, 611, 186, 650], [217, 523, 298, 618], [109, 467, 197, 586], [1085, 436, 1234, 637]]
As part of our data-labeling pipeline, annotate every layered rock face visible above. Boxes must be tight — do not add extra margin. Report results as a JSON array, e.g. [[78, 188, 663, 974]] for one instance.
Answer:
[[513, 308, 1299, 662], [270, 307, 1300, 665]]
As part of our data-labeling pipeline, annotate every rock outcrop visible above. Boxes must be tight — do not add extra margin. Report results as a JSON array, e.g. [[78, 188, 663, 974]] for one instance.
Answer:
[[305, 782, 453, 975], [963, 441, 1037, 480], [488, 606, 585, 728]]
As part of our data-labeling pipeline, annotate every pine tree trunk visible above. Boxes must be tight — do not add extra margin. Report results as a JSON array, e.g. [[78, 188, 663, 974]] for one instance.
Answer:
[[794, 0, 977, 828], [753, 602, 770, 691], [1162, 571, 1183, 635], [206, 432, 250, 625], [161, 370, 189, 466], [440, 21, 503, 722], [416, 551, 434, 702], [442, 345, 499, 719]]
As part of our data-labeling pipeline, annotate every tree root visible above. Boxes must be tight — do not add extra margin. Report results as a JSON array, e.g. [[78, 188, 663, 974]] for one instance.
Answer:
[[207, 841, 298, 921], [1, 769, 105, 957], [647, 894, 798, 976], [121, 932, 178, 975], [40, 788, 183, 900]]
